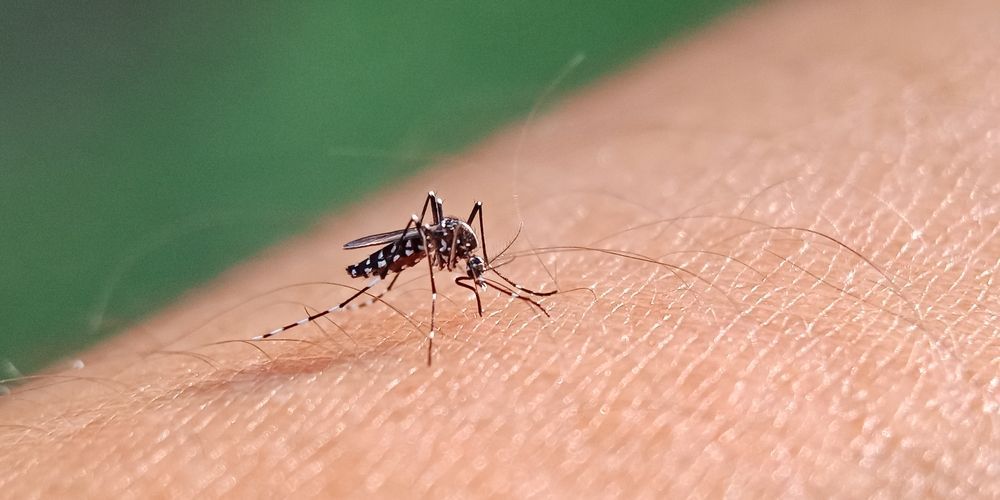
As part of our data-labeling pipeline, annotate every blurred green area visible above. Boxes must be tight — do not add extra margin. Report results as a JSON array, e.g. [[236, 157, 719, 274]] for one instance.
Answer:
[[0, 1, 748, 374]]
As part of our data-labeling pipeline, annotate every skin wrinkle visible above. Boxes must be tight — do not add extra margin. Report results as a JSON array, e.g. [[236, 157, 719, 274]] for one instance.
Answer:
[[3, 0, 1000, 497]]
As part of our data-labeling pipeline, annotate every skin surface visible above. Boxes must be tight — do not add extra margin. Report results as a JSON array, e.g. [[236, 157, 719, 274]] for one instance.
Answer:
[[2, 0, 999, 497]]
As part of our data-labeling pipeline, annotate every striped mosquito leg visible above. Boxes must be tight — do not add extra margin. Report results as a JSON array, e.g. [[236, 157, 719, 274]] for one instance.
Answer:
[[417, 223, 438, 366], [342, 273, 401, 312], [253, 276, 386, 340]]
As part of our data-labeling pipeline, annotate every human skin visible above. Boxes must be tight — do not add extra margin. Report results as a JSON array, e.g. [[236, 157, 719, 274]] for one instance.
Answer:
[[2, 0, 999, 497]]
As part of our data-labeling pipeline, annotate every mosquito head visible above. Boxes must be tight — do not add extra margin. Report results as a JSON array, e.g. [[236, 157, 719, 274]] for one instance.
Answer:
[[467, 255, 487, 287]]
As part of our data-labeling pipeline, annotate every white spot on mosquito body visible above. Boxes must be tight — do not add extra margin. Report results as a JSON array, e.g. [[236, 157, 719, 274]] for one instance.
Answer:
[[71, 359, 85, 369]]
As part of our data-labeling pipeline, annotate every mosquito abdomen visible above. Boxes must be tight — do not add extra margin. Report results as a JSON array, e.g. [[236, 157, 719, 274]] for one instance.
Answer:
[[347, 237, 424, 279]]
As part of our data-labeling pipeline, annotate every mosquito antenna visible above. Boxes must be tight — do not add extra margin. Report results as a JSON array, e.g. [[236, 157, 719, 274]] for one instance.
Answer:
[[487, 255, 517, 270], [491, 221, 524, 262]]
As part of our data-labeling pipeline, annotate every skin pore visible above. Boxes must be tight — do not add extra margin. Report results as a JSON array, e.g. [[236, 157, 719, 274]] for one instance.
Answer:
[[2, 0, 998, 497]]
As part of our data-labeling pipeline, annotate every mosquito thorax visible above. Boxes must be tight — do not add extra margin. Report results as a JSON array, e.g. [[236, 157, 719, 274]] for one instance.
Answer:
[[433, 217, 479, 259]]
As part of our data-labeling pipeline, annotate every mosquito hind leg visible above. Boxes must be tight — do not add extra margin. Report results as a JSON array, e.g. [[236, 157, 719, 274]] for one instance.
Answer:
[[254, 278, 382, 340], [345, 272, 402, 312]]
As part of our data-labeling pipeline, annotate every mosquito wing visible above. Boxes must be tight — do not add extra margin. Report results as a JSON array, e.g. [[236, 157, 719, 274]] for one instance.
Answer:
[[343, 227, 420, 249]]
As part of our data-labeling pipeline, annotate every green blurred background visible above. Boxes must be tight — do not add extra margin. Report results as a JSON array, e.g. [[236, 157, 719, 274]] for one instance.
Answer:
[[1, 1, 748, 374]]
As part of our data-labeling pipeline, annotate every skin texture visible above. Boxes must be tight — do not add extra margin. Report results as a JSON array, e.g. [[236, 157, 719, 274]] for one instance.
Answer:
[[2, 0, 999, 497]]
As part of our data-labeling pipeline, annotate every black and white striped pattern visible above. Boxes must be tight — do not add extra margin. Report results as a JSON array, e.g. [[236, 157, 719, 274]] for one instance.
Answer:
[[252, 277, 384, 340], [347, 236, 424, 278]]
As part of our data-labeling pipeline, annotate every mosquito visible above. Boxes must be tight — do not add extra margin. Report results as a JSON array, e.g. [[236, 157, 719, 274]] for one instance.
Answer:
[[253, 191, 556, 364]]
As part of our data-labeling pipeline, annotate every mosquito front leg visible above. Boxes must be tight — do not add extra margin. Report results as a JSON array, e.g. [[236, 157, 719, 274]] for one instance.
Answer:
[[431, 191, 444, 226], [455, 276, 484, 316]]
